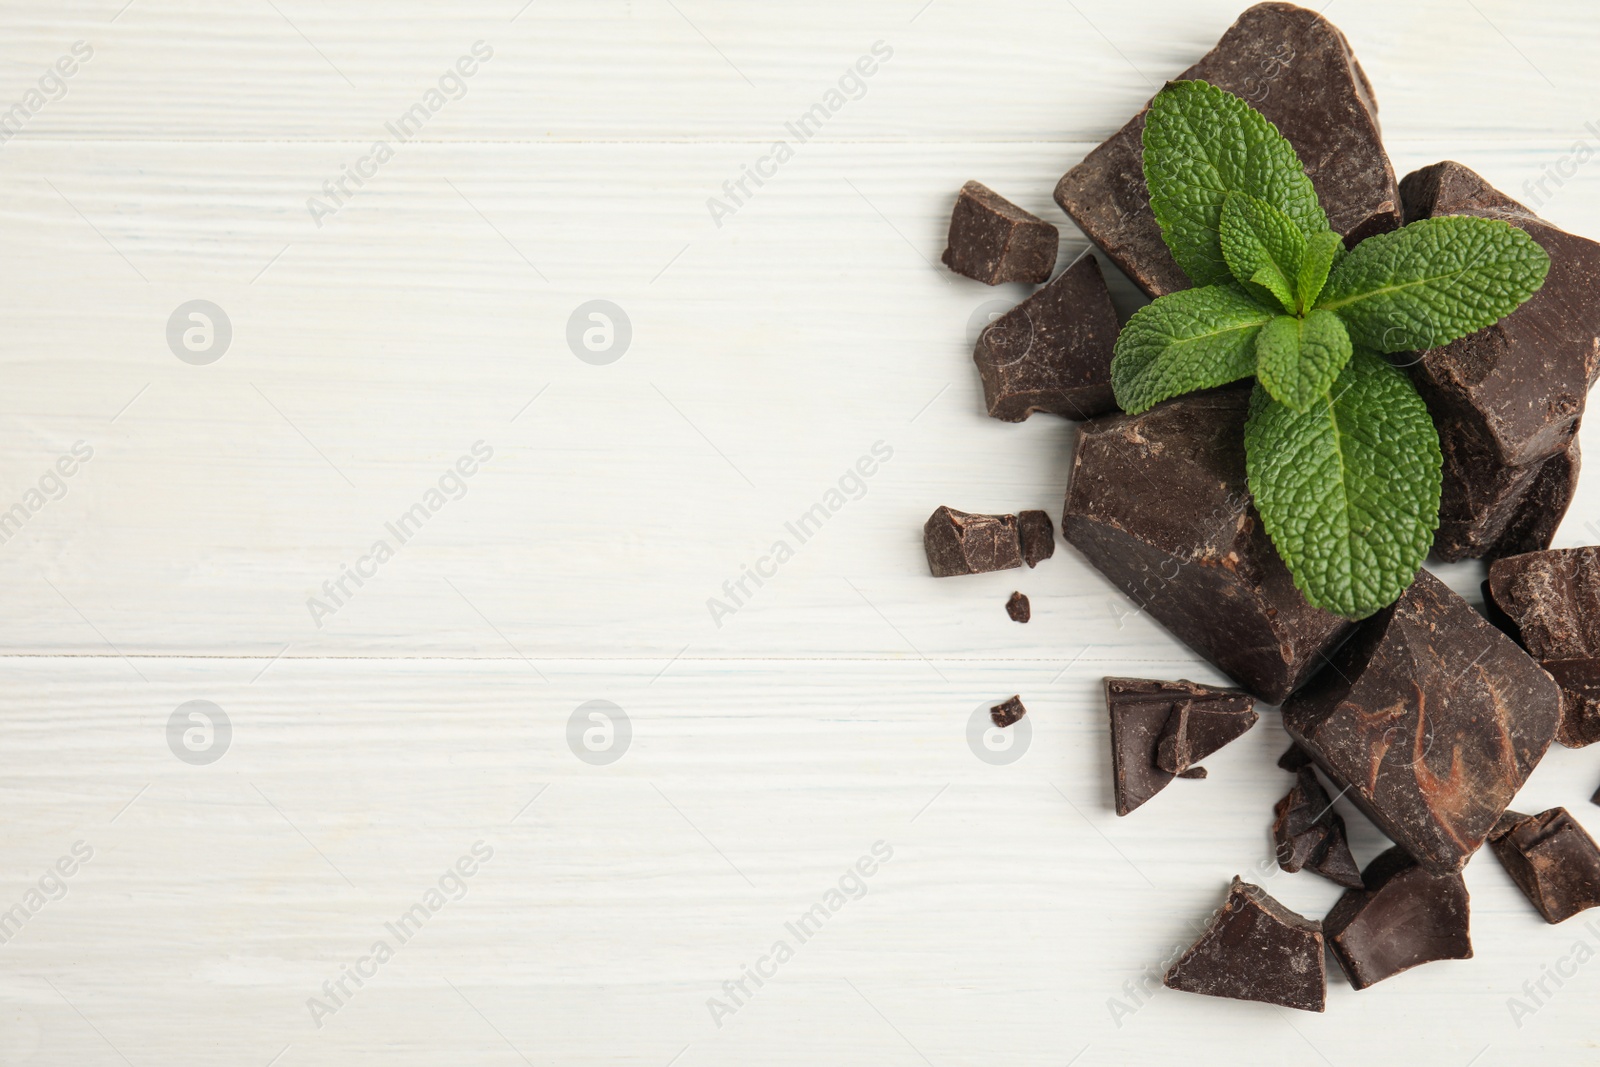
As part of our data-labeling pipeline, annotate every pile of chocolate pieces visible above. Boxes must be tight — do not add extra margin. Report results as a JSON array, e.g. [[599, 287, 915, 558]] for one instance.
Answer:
[[922, 2, 1600, 1010]]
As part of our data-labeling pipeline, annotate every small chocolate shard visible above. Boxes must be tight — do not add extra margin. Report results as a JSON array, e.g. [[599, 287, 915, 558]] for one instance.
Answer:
[[1005, 591, 1030, 624], [1277, 743, 1314, 772], [1163, 877, 1326, 1012], [1283, 570, 1561, 873], [941, 181, 1059, 286], [990, 695, 1026, 728], [1271, 767, 1363, 888], [1486, 547, 1600, 747], [1324, 846, 1472, 989], [972, 252, 1120, 423], [1403, 162, 1600, 471], [1065, 390, 1355, 702], [1154, 696, 1258, 775], [923, 506, 1021, 577], [1489, 808, 1600, 924], [1106, 678, 1251, 815], [1018, 509, 1055, 567], [1055, 3, 1399, 298]]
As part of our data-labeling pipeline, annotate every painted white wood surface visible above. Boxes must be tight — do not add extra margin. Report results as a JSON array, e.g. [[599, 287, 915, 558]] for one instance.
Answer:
[[2, 1, 1600, 1063]]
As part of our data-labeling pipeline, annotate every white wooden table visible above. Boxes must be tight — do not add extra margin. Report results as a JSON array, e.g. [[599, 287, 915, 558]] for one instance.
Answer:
[[3, 1, 1599, 1063]]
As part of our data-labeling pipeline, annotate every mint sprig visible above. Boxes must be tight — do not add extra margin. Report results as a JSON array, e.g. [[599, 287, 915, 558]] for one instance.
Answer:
[[1112, 80, 1551, 619]]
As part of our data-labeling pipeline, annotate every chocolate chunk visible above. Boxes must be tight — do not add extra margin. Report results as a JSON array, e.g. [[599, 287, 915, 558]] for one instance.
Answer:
[[1271, 766, 1363, 888], [1163, 877, 1326, 1012], [941, 181, 1059, 285], [1054, 3, 1399, 298], [990, 695, 1026, 728], [1106, 677, 1251, 815], [1277, 743, 1314, 772], [1489, 808, 1600, 923], [1487, 547, 1600, 746], [1323, 846, 1472, 989], [1064, 389, 1355, 702], [1283, 570, 1561, 873], [1403, 162, 1600, 471], [923, 506, 1021, 577], [1491, 434, 1580, 560], [1005, 591, 1030, 623], [972, 252, 1119, 422], [1018, 509, 1055, 567], [1431, 414, 1552, 562], [1155, 696, 1258, 775]]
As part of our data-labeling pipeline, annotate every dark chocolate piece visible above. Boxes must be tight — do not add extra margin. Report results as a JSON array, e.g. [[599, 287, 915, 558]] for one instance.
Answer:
[[1489, 808, 1600, 923], [1431, 414, 1551, 562], [1277, 743, 1314, 772], [1323, 845, 1472, 989], [1491, 434, 1580, 561], [1054, 3, 1399, 298], [941, 181, 1059, 286], [1163, 877, 1326, 1012], [1005, 591, 1030, 624], [923, 506, 1021, 577], [1487, 547, 1600, 746], [990, 695, 1026, 728], [1155, 696, 1259, 775], [972, 252, 1120, 423], [1283, 570, 1561, 873], [1403, 162, 1600, 471], [1064, 389, 1355, 702], [1105, 678, 1251, 815], [1018, 509, 1055, 567], [1271, 766, 1363, 888]]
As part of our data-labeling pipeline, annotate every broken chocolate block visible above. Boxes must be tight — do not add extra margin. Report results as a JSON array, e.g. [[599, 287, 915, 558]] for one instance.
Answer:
[[1018, 509, 1055, 567], [1492, 434, 1580, 560], [1489, 808, 1600, 923], [1403, 162, 1600, 471], [1055, 3, 1399, 298], [941, 181, 1059, 285], [1064, 389, 1355, 702], [923, 506, 1021, 577], [1154, 695, 1258, 775], [1164, 877, 1326, 1012], [1283, 570, 1561, 873], [972, 252, 1119, 422], [1323, 846, 1472, 989], [1277, 743, 1314, 772], [1271, 766, 1363, 888], [1486, 547, 1600, 747], [1005, 591, 1030, 623], [1106, 677, 1251, 815], [990, 695, 1026, 728]]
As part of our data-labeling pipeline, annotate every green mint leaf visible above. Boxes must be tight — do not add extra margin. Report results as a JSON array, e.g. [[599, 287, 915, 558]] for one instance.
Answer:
[[1221, 190, 1306, 313], [1296, 230, 1344, 314], [1142, 80, 1329, 288], [1317, 215, 1551, 351], [1111, 285, 1276, 414], [1254, 310, 1353, 413], [1244, 350, 1442, 619]]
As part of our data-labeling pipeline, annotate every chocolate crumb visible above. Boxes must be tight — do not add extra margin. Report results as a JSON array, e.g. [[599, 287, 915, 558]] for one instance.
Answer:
[[990, 695, 1026, 728], [1005, 591, 1030, 623]]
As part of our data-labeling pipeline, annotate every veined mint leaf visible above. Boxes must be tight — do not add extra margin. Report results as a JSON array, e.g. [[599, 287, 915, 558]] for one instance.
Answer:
[[1221, 190, 1306, 313], [1297, 230, 1344, 314], [1111, 285, 1276, 414], [1143, 80, 1329, 288], [1317, 215, 1550, 351], [1244, 350, 1442, 619], [1254, 310, 1352, 413]]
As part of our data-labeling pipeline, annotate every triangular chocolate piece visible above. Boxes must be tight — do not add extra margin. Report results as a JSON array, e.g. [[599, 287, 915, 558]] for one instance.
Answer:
[[1164, 877, 1326, 1012], [1308, 817, 1363, 890], [1325, 846, 1472, 989], [1277, 742, 1314, 772], [1155, 696, 1258, 774], [1105, 678, 1251, 815]]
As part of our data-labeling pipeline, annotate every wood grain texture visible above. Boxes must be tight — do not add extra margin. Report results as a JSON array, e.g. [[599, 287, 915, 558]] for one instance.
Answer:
[[3, 1, 1600, 1063]]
